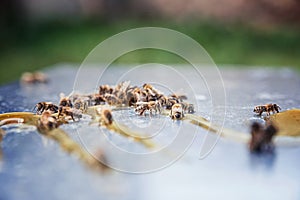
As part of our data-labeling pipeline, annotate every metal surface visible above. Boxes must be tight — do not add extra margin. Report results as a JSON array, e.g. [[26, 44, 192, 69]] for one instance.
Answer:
[[0, 65, 299, 200]]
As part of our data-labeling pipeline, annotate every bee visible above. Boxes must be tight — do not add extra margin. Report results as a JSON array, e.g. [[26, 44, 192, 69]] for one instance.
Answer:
[[20, 72, 36, 84], [59, 97, 73, 108], [165, 97, 178, 110], [133, 88, 148, 102], [37, 111, 58, 131], [104, 93, 121, 105], [80, 94, 95, 106], [143, 83, 162, 94], [157, 95, 167, 107], [58, 107, 82, 121], [96, 108, 113, 125], [35, 102, 59, 114], [142, 83, 154, 90], [114, 81, 130, 95], [126, 86, 138, 106], [249, 122, 277, 152], [20, 71, 48, 84], [92, 94, 106, 105], [164, 94, 187, 110], [135, 101, 162, 116], [33, 71, 48, 83], [99, 85, 113, 95], [143, 83, 162, 101], [74, 98, 89, 112], [170, 103, 184, 120], [181, 102, 195, 114], [253, 103, 281, 116], [169, 94, 187, 102]]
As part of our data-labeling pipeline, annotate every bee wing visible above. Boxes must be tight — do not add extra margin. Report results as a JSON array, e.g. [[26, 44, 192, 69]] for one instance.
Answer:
[[135, 102, 148, 106], [32, 104, 37, 112], [59, 93, 66, 99], [253, 106, 258, 112]]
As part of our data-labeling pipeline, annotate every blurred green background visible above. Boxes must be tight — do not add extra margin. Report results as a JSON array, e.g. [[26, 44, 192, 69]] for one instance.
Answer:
[[1, 0, 300, 85]]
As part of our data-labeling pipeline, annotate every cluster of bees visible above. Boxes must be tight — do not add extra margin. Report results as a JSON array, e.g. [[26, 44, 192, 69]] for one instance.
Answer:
[[35, 81, 195, 130], [35, 98, 83, 131], [132, 83, 194, 118], [33, 78, 284, 154]]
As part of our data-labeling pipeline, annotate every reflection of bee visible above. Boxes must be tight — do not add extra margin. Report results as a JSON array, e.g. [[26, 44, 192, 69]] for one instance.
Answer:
[[58, 107, 82, 121], [253, 103, 281, 116], [35, 102, 59, 114], [135, 101, 162, 116], [170, 103, 184, 120], [249, 122, 277, 152], [38, 111, 58, 131], [97, 108, 113, 125], [93, 149, 109, 171]]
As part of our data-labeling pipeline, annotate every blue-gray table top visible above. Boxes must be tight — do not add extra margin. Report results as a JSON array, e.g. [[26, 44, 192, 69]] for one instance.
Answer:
[[0, 65, 299, 200]]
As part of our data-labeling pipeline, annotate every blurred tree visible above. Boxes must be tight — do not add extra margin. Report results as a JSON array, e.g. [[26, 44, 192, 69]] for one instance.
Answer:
[[1, 0, 299, 28], [0, 0, 28, 49], [254, 0, 300, 25]]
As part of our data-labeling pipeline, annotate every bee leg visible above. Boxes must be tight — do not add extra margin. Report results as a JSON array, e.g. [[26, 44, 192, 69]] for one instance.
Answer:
[[149, 111, 153, 118], [32, 105, 37, 113], [70, 113, 75, 121], [57, 110, 62, 118], [39, 108, 45, 115], [158, 106, 161, 114], [140, 109, 145, 116]]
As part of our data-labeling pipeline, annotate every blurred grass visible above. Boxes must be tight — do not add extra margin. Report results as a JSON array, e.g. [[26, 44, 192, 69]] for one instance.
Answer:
[[0, 20, 300, 85]]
